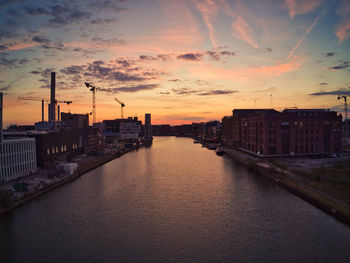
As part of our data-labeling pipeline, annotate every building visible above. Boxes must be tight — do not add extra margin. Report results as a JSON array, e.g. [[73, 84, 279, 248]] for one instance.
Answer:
[[4, 130, 84, 167], [238, 109, 342, 156], [103, 117, 142, 143], [152, 125, 173, 136], [144, 113, 152, 140], [0, 92, 3, 142], [61, 112, 89, 129], [0, 138, 37, 182], [0, 93, 37, 182], [83, 127, 105, 154], [222, 109, 276, 147], [174, 124, 192, 137]]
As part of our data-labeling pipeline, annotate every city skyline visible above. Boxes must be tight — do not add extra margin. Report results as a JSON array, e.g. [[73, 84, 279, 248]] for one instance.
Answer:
[[1, 0, 350, 127]]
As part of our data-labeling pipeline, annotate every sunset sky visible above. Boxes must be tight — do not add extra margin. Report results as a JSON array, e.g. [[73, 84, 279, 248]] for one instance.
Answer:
[[1, 0, 349, 127]]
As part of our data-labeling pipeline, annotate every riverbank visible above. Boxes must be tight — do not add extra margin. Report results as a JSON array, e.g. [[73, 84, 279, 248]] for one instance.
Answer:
[[0, 146, 142, 215], [223, 146, 350, 226]]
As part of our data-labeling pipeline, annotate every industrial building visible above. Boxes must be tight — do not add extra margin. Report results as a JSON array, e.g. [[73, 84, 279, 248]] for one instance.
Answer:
[[4, 130, 84, 167], [0, 92, 37, 182], [102, 117, 142, 143], [222, 108, 342, 156]]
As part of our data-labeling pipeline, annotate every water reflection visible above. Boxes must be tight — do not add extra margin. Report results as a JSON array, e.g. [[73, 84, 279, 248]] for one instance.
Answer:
[[0, 137, 349, 262]]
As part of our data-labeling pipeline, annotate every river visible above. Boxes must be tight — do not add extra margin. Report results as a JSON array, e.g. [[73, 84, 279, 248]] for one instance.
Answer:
[[1, 136, 349, 262]]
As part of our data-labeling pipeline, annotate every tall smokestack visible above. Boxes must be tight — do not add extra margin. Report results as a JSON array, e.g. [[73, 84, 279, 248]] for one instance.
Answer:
[[50, 72, 56, 122], [42, 100, 44, 122], [57, 105, 60, 122]]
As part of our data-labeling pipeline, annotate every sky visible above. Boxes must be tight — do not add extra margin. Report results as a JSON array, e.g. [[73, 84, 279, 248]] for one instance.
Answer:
[[0, 0, 349, 127]]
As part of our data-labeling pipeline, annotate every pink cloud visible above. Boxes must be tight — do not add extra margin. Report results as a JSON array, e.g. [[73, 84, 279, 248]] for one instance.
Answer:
[[335, 0, 350, 43], [192, 0, 219, 48], [335, 19, 350, 43], [187, 57, 304, 82], [285, 0, 323, 19], [232, 15, 259, 49]]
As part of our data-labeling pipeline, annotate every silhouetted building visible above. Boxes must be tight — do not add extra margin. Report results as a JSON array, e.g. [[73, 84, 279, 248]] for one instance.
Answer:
[[61, 112, 89, 129], [174, 124, 192, 137], [145, 113, 152, 140], [0, 92, 3, 142], [152, 125, 173, 136], [192, 122, 206, 138], [84, 127, 105, 154]]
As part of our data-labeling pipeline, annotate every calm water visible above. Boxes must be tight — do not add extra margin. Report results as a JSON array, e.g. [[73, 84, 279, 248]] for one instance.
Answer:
[[1, 137, 349, 262]]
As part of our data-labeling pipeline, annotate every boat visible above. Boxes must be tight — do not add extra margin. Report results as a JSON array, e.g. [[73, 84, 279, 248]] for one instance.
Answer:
[[207, 143, 218, 150], [215, 147, 224, 156]]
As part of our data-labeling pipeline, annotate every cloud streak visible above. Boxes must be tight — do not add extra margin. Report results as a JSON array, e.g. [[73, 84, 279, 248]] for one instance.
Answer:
[[232, 15, 259, 49], [288, 1, 334, 59], [285, 0, 323, 19], [309, 87, 350, 96]]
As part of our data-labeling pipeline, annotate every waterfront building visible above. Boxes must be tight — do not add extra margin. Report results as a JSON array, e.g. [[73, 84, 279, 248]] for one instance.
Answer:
[[152, 125, 173, 136], [83, 127, 105, 154], [174, 124, 192, 137], [103, 117, 142, 143], [61, 112, 89, 129], [191, 122, 206, 138], [145, 113, 152, 140], [238, 109, 342, 156], [0, 92, 3, 142], [0, 137, 37, 182], [4, 130, 84, 167]]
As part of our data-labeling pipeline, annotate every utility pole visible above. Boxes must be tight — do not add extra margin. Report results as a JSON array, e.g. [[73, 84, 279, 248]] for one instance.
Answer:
[[270, 94, 273, 108]]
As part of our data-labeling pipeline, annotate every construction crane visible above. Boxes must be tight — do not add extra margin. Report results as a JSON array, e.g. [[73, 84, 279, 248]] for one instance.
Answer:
[[17, 96, 72, 122], [85, 82, 96, 124], [338, 95, 348, 136], [114, 97, 125, 118]]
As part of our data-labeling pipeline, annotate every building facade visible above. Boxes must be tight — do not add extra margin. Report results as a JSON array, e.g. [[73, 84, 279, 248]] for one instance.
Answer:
[[103, 117, 142, 143], [0, 92, 2, 142], [239, 109, 342, 156], [61, 112, 89, 129], [4, 130, 84, 167], [0, 138, 37, 182], [145, 113, 152, 140]]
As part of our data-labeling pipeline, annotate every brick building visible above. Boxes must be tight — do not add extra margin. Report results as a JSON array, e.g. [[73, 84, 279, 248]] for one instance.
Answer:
[[222, 108, 342, 156], [239, 109, 342, 156]]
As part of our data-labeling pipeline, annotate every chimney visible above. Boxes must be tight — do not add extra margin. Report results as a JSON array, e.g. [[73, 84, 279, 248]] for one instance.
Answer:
[[50, 72, 56, 122], [57, 105, 60, 122], [42, 100, 44, 122]]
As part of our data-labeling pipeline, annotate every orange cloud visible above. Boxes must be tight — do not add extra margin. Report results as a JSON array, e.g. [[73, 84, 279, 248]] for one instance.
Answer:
[[187, 57, 303, 82], [1, 42, 38, 52]]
